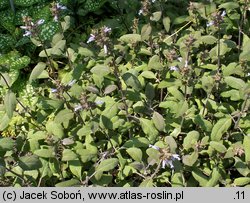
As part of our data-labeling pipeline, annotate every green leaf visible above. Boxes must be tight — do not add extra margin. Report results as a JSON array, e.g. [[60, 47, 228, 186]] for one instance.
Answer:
[[163, 17, 171, 32], [69, 160, 82, 180], [77, 149, 97, 163], [62, 149, 78, 161], [141, 23, 152, 40], [55, 179, 80, 187], [173, 15, 190, 24], [206, 167, 221, 187], [234, 177, 250, 186], [0, 113, 11, 131], [4, 91, 16, 118], [152, 111, 165, 132], [96, 158, 118, 172], [51, 40, 66, 56], [46, 121, 64, 139], [192, 169, 208, 186], [210, 141, 227, 153], [183, 131, 200, 150], [221, 90, 241, 101], [200, 64, 217, 71], [34, 147, 55, 158], [139, 118, 159, 142], [211, 117, 232, 141], [91, 64, 110, 76], [224, 76, 246, 90], [104, 85, 117, 95], [122, 72, 142, 91], [168, 86, 185, 101], [54, 109, 74, 124], [123, 137, 150, 148], [61, 16, 71, 32], [29, 62, 47, 82], [119, 34, 141, 43], [165, 136, 177, 153], [150, 11, 162, 22], [243, 136, 250, 163], [234, 157, 250, 177], [176, 100, 188, 117], [182, 151, 198, 166], [0, 137, 15, 151], [78, 47, 94, 57], [140, 71, 156, 79], [219, 2, 239, 10], [139, 178, 154, 187], [145, 82, 155, 101], [200, 35, 217, 45], [194, 115, 212, 132], [126, 147, 143, 162], [148, 55, 163, 70], [171, 172, 184, 187], [18, 155, 42, 171]]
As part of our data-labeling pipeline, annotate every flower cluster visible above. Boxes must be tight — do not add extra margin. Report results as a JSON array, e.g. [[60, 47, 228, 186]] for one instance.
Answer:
[[50, 79, 76, 98], [20, 16, 45, 37], [138, 0, 151, 16], [87, 26, 112, 54], [207, 10, 226, 27], [149, 144, 181, 169], [50, 2, 67, 22], [73, 93, 104, 112]]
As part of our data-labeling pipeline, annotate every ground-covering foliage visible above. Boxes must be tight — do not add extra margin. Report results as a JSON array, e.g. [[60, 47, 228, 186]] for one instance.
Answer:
[[0, 0, 250, 187]]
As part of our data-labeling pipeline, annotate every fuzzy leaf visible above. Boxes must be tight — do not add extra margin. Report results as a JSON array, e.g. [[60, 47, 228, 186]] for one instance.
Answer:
[[210, 141, 227, 153], [152, 111, 165, 131], [29, 62, 46, 82], [0, 137, 15, 151], [96, 158, 118, 172], [139, 118, 158, 142], [126, 147, 143, 162], [163, 17, 171, 32], [119, 34, 141, 43], [234, 177, 250, 186], [62, 149, 78, 161], [183, 131, 200, 150], [18, 155, 42, 171], [4, 91, 16, 118], [243, 136, 250, 163], [211, 117, 232, 141], [122, 72, 142, 91]]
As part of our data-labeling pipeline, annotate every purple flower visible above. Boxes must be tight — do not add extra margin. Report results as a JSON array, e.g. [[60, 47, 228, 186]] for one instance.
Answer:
[[23, 31, 32, 37], [51, 88, 58, 93], [103, 44, 108, 54], [149, 144, 160, 151], [169, 66, 179, 71], [37, 19, 45, 25], [103, 26, 111, 33], [138, 9, 143, 15], [68, 80, 76, 87], [56, 3, 67, 10], [162, 154, 180, 169], [221, 10, 226, 17], [95, 100, 104, 105], [87, 34, 96, 43], [74, 105, 82, 112], [206, 21, 214, 27]]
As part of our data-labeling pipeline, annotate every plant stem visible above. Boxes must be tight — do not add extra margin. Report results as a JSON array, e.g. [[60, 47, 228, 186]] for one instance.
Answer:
[[234, 94, 250, 129], [111, 58, 132, 138], [238, 0, 247, 54], [0, 72, 45, 129]]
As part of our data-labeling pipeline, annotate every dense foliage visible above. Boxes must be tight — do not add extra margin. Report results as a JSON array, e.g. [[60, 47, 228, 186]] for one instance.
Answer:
[[0, 0, 250, 187]]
